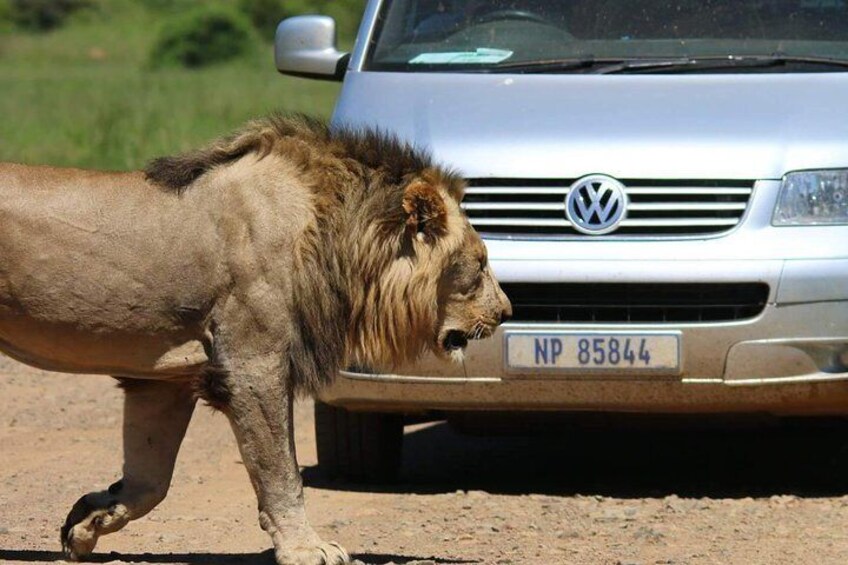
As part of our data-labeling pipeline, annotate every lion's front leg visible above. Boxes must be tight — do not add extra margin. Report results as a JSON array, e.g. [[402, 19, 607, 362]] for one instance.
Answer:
[[61, 380, 196, 560], [222, 353, 348, 565]]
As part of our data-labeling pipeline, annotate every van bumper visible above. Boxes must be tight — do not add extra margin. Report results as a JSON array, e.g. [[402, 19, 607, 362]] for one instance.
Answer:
[[319, 300, 848, 416]]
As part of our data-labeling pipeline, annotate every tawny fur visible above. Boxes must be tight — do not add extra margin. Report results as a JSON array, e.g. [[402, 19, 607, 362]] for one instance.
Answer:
[[0, 113, 511, 565], [145, 114, 471, 392]]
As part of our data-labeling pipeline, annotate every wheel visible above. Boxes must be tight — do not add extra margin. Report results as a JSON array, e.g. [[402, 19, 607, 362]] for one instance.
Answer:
[[314, 401, 403, 483]]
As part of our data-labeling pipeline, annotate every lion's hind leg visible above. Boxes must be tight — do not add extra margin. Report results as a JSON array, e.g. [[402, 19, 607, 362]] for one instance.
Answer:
[[61, 379, 196, 560]]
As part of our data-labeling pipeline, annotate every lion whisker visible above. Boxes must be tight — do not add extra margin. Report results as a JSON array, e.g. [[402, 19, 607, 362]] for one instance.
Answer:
[[469, 323, 479, 341]]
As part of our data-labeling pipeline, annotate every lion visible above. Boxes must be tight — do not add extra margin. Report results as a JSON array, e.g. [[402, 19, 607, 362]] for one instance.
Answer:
[[0, 114, 512, 565]]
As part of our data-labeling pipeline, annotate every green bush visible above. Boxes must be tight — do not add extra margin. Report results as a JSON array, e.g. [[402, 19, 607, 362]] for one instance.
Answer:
[[237, 0, 315, 40], [137, 0, 202, 13], [0, 0, 11, 28], [319, 0, 365, 47], [8, 0, 91, 32], [236, 0, 365, 44], [149, 7, 256, 69]]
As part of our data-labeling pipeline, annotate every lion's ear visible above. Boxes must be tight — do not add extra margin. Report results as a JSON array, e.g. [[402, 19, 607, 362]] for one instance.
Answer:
[[402, 179, 448, 243]]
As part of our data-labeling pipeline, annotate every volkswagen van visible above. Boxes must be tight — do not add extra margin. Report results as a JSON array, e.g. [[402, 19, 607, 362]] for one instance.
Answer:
[[275, 0, 848, 480]]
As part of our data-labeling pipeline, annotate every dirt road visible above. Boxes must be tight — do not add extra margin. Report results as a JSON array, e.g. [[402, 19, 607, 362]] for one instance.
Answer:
[[2, 357, 848, 565]]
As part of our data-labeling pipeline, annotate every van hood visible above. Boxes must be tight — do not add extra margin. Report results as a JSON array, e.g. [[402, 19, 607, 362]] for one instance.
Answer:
[[333, 72, 848, 180]]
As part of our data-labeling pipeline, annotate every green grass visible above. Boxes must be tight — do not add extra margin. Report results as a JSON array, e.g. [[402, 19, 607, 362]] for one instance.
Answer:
[[0, 0, 343, 170], [0, 67, 342, 170]]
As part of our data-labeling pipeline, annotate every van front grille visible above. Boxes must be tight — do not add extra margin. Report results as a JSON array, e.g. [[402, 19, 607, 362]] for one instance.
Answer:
[[502, 283, 769, 323], [463, 178, 755, 238]]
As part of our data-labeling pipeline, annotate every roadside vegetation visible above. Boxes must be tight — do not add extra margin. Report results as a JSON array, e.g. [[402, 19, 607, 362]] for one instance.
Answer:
[[0, 0, 364, 170]]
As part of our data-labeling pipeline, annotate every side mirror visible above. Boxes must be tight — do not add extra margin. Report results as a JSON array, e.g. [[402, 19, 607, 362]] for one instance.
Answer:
[[275, 15, 350, 81]]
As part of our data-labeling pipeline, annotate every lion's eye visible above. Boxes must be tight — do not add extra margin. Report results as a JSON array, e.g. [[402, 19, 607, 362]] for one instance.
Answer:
[[447, 259, 482, 297], [465, 267, 484, 295]]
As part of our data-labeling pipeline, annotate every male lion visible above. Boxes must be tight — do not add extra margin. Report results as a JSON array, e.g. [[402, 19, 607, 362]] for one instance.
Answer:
[[0, 114, 511, 565]]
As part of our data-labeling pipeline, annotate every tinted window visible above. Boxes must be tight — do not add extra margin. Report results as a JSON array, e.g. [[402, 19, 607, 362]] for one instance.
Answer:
[[367, 0, 848, 72]]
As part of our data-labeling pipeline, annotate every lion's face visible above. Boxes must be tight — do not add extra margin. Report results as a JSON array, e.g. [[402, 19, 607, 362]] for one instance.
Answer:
[[399, 172, 511, 362], [349, 169, 511, 370], [434, 223, 512, 362]]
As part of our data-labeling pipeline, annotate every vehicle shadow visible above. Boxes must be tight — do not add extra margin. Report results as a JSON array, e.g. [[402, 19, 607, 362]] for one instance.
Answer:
[[0, 549, 472, 565], [303, 415, 848, 499]]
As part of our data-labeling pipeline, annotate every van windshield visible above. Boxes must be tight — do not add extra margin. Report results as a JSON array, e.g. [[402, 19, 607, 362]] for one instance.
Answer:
[[366, 0, 848, 73]]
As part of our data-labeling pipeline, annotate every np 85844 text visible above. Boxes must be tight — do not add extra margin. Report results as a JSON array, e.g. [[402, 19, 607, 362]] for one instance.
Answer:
[[504, 332, 681, 372]]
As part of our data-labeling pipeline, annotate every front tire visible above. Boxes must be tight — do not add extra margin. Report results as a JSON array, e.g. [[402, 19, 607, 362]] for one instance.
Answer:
[[314, 402, 403, 483]]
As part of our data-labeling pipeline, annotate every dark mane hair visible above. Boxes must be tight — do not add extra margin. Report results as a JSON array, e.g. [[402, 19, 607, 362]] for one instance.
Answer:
[[144, 113, 441, 194]]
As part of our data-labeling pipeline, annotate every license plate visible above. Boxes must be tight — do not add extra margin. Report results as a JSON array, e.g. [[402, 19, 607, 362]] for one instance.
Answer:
[[505, 332, 681, 374]]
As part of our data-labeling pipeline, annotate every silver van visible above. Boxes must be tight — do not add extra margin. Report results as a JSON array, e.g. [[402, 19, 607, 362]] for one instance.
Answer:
[[275, 0, 848, 480]]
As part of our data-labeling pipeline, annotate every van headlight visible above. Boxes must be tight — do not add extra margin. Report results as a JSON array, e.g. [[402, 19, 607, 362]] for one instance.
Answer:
[[773, 169, 848, 226]]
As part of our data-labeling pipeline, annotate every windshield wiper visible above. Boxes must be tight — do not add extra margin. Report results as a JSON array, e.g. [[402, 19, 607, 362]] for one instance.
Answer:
[[592, 54, 848, 74], [460, 53, 848, 74], [474, 57, 598, 73]]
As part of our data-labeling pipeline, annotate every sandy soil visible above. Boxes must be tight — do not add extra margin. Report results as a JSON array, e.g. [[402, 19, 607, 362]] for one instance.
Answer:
[[2, 356, 848, 565]]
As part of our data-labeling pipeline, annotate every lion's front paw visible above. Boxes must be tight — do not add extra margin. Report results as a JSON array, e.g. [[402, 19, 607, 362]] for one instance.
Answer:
[[60, 494, 129, 561], [61, 521, 97, 562], [274, 540, 349, 565]]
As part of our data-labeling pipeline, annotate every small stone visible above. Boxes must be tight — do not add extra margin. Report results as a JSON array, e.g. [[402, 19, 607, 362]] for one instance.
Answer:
[[593, 507, 639, 522], [633, 525, 665, 542], [329, 518, 351, 528], [663, 495, 694, 513], [769, 495, 797, 507]]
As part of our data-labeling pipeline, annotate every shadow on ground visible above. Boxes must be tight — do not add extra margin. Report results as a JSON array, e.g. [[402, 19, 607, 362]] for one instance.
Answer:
[[0, 549, 473, 565], [303, 415, 848, 498], [0, 550, 266, 565]]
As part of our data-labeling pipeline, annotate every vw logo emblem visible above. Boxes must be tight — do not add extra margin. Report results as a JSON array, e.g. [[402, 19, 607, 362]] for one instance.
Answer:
[[565, 175, 628, 235]]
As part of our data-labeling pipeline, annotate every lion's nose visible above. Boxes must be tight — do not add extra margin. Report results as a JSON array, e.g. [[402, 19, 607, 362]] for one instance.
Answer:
[[500, 303, 513, 324]]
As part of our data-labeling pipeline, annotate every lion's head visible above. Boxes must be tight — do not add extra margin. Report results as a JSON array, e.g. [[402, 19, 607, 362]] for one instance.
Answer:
[[346, 168, 511, 370], [434, 220, 511, 363]]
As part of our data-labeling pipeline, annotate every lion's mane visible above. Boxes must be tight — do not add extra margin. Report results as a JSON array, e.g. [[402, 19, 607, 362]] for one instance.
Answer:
[[145, 114, 466, 393]]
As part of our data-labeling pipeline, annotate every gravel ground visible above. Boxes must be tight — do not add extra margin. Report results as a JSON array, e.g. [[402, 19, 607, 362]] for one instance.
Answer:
[[2, 356, 848, 565]]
